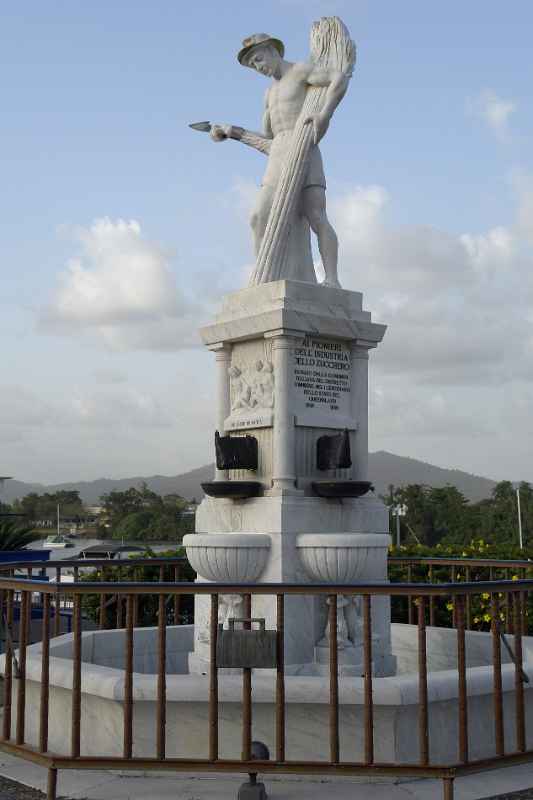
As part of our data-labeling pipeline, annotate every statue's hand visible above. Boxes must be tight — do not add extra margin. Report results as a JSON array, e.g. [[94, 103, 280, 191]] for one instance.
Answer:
[[303, 112, 330, 145], [210, 124, 232, 143]]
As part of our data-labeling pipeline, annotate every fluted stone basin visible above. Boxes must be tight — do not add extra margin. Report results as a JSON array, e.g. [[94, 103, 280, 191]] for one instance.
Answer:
[[183, 533, 271, 583], [296, 533, 391, 583]]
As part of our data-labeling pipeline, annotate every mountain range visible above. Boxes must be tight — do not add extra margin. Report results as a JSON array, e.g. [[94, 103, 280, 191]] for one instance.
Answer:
[[0, 451, 498, 505]]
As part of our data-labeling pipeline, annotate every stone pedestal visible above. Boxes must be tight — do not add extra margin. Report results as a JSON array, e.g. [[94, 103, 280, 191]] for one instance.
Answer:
[[188, 280, 395, 676]]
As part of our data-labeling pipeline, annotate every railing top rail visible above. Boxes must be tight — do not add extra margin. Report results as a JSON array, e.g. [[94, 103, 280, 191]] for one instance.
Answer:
[[3, 554, 530, 574], [389, 556, 533, 568], [1, 576, 533, 597], [0, 556, 187, 572]]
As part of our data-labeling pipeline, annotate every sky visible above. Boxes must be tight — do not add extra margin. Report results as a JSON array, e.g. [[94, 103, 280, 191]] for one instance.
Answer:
[[1, 0, 533, 485]]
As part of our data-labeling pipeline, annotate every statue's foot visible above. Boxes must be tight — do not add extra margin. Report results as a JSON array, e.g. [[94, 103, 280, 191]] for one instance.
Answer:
[[320, 278, 342, 289]]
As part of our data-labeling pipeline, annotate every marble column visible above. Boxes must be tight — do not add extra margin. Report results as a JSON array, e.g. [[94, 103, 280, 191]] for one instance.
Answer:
[[351, 345, 369, 482], [269, 333, 298, 493], [211, 343, 232, 481]]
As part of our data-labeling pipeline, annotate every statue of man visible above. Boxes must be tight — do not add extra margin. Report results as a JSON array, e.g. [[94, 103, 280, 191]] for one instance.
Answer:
[[209, 33, 351, 288]]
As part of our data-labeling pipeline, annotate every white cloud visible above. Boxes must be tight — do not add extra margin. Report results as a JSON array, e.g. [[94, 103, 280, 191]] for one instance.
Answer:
[[327, 178, 533, 473], [512, 172, 533, 245], [468, 89, 516, 139], [40, 218, 208, 351], [332, 182, 533, 389]]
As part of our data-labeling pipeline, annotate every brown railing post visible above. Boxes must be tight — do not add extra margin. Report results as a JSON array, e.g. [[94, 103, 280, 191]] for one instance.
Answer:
[[504, 570, 511, 633], [157, 592, 167, 760], [465, 567, 471, 630], [3, 589, 14, 740], [418, 596, 429, 765], [47, 767, 57, 800], [491, 593, 504, 756], [25, 569, 32, 644], [443, 776, 454, 800], [115, 567, 124, 629], [54, 567, 61, 637], [276, 593, 285, 763], [16, 590, 29, 745], [209, 594, 218, 762], [71, 594, 82, 757], [451, 567, 457, 628], [520, 568, 528, 636], [429, 566, 435, 627], [173, 565, 181, 624], [123, 594, 134, 759], [513, 591, 526, 753], [363, 594, 374, 765], [456, 595, 468, 763], [99, 566, 107, 630], [39, 593, 50, 753], [407, 565, 413, 625], [329, 594, 339, 764], [242, 594, 252, 762]]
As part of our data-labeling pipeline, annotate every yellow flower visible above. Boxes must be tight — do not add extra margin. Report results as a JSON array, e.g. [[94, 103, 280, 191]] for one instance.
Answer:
[[483, 613, 491, 623], [512, 574, 519, 581], [482, 593, 490, 600], [446, 602, 454, 611], [473, 616, 480, 623]]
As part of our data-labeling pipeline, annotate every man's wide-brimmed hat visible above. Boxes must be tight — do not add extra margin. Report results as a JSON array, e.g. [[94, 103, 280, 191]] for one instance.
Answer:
[[237, 33, 285, 66]]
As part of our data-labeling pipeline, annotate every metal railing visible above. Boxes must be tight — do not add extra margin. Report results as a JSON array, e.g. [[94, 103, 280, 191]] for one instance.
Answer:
[[0, 557, 532, 800]]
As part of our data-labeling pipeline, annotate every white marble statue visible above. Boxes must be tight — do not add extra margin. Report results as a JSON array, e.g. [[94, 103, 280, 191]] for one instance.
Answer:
[[193, 18, 355, 287]]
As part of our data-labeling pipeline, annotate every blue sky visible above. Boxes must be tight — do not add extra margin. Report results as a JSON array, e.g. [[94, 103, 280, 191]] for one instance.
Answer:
[[2, 0, 533, 484]]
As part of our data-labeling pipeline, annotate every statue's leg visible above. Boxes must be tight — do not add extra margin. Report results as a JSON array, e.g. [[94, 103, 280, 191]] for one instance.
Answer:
[[250, 186, 275, 257], [302, 186, 341, 288]]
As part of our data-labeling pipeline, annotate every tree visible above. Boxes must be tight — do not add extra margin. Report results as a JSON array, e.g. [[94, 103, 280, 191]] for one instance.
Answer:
[[99, 485, 193, 542], [13, 490, 84, 523], [0, 520, 38, 550]]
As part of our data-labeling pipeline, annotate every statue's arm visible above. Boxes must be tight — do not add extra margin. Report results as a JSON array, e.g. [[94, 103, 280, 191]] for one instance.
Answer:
[[307, 66, 350, 121], [210, 124, 271, 155], [303, 65, 351, 144], [210, 89, 273, 155]]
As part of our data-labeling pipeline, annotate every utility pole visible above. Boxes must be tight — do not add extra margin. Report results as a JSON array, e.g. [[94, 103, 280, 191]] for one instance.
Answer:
[[392, 504, 408, 547], [517, 488, 524, 550]]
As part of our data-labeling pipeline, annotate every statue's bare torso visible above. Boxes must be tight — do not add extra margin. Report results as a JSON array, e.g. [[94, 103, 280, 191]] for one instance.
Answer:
[[266, 63, 311, 136]]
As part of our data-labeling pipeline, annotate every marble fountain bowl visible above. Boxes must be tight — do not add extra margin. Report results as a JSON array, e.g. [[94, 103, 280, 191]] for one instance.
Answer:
[[296, 532, 391, 582], [182, 532, 271, 583]]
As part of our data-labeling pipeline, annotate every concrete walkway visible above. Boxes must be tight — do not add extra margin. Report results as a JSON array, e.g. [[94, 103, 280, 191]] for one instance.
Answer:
[[2, 753, 533, 800]]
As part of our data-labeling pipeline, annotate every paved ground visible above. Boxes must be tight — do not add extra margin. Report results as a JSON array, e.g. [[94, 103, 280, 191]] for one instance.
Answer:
[[4, 754, 533, 800]]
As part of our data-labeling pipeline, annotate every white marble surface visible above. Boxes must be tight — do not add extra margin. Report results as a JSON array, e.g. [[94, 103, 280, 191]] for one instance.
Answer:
[[201, 280, 384, 348]]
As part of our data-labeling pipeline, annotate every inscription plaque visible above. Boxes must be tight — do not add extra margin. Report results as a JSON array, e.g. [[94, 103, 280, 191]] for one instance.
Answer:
[[293, 336, 353, 427]]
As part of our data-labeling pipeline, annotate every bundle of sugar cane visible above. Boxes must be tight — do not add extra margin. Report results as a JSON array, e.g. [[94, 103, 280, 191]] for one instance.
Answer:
[[249, 17, 356, 286]]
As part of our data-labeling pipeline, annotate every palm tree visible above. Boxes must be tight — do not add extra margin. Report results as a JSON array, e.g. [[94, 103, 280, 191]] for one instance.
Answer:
[[0, 519, 37, 551]]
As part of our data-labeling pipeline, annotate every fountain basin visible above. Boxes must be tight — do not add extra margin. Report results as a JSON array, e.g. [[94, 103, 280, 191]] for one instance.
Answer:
[[296, 533, 391, 582], [5, 624, 533, 764], [183, 532, 271, 583]]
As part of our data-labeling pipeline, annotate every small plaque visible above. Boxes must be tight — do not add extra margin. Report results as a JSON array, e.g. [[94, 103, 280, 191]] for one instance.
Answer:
[[224, 411, 273, 431]]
